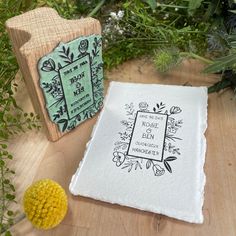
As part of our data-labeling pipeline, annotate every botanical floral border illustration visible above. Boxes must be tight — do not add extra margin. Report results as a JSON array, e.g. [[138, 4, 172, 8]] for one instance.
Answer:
[[112, 102, 183, 176], [38, 35, 103, 132]]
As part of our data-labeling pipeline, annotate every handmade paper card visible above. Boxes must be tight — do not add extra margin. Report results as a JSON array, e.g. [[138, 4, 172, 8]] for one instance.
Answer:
[[38, 35, 103, 132], [69, 81, 208, 223]]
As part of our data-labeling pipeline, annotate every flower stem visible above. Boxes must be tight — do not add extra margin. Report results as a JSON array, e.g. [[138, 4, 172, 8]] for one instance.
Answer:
[[87, 0, 106, 17], [180, 52, 213, 64], [0, 165, 6, 232], [156, 3, 188, 9], [0, 213, 26, 234]]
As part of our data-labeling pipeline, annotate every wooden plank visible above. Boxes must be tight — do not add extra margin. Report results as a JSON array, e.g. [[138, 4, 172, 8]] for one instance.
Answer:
[[9, 59, 236, 235], [6, 7, 101, 141]]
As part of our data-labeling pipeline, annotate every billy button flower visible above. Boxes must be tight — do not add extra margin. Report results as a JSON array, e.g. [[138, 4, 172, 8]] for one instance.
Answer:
[[23, 179, 68, 230]]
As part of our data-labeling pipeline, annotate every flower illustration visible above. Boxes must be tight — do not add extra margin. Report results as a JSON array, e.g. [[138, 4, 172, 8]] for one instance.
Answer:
[[23, 179, 67, 229], [78, 39, 89, 54], [112, 152, 126, 166], [167, 117, 181, 134], [112, 102, 182, 175], [118, 131, 131, 141], [139, 102, 149, 111], [41, 58, 56, 72], [152, 164, 165, 176], [120, 120, 133, 131], [170, 106, 182, 114], [168, 127, 177, 134], [95, 98, 103, 110]]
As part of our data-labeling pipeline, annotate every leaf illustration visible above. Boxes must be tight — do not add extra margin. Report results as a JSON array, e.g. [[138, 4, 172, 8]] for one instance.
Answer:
[[121, 163, 131, 169], [59, 55, 69, 59], [58, 119, 67, 124], [71, 52, 74, 62], [165, 156, 177, 161], [58, 119, 68, 132], [146, 160, 151, 169], [66, 47, 70, 56], [153, 107, 156, 112], [64, 60, 72, 64], [76, 114, 81, 121], [48, 58, 55, 70], [128, 164, 133, 172], [83, 112, 89, 119], [135, 161, 142, 170], [58, 63, 62, 69], [92, 49, 96, 57], [62, 46, 66, 53], [164, 161, 172, 173], [165, 135, 182, 142], [62, 123, 68, 132], [41, 66, 51, 72]]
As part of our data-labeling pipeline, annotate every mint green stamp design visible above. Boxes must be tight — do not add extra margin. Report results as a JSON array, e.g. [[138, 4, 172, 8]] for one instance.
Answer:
[[38, 35, 103, 132]]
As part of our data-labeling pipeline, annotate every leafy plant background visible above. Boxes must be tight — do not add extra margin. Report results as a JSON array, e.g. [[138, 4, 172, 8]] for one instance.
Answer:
[[0, 0, 235, 234]]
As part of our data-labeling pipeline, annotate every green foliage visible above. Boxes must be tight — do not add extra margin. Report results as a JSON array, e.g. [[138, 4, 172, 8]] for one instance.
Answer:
[[143, 0, 157, 10], [204, 34, 236, 73], [0, 0, 41, 234], [104, 41, 148, 69], [102, 0, 209, 69], [203, 0, 222, 21], [203, 53, 236, 73], [188, 0, 204, 15], [204, 34, 236, 93], [153, 48, 181, 73], [208, 76, 233, 93], [0, 144, 16, 236], [37, 0, 77, 18]]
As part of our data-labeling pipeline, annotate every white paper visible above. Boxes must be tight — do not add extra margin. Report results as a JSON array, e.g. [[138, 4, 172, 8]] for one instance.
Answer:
[[69, 81, 208, 223]]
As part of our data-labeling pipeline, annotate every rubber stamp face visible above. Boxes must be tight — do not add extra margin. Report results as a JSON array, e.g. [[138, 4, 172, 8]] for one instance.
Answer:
[[38, 35, 104, 132]]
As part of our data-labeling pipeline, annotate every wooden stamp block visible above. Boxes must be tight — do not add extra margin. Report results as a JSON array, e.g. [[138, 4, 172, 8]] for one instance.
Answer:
[[6, 7, 103, 141]]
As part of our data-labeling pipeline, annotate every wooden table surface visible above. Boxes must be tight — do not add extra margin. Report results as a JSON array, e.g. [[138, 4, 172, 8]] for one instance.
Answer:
[[8, 59, 236, 236]]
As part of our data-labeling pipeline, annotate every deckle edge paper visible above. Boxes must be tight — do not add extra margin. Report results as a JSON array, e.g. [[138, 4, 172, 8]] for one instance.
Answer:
[[69, 81, 208, 224]]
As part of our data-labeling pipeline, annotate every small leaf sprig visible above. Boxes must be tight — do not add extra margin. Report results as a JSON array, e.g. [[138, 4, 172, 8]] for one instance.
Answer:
[[0, 109, 40, 236], [59, 46, 74, 64], [153, 102, 165, 113], [163, 156, 177, 173], [0, 144, 16, 236], [0, 1, 43, 234], [92, 37, 102, 59]]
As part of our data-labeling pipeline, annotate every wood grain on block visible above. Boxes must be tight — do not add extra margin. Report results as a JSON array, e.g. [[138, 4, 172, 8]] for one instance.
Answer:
[[6, 7, 101, 141]]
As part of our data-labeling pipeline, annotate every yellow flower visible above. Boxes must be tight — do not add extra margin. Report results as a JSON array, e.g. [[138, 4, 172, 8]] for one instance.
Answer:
[[23, 179, 68, 230]]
